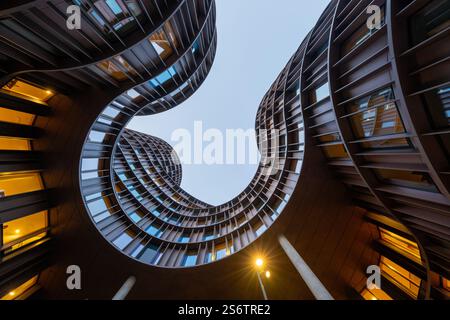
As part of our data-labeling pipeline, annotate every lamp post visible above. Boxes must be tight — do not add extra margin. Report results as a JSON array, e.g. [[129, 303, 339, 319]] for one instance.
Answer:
[[254, 258, 270, 300]]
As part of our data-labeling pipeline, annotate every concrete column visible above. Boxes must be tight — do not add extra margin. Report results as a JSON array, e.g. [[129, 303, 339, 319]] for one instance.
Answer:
[[278, 235, 334, 300], [112, 276, 136, 300]]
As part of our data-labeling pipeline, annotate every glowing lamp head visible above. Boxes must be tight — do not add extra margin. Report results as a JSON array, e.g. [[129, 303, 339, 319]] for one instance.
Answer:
[[255, 258, 264, 268]]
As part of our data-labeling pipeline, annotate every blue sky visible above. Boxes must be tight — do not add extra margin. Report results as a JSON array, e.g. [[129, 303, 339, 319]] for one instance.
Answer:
[[128, 0, 330, 205]]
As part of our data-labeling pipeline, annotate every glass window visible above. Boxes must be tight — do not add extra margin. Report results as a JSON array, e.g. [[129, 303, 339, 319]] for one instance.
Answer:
[[115, 55, 137, 76], [0, 137, 30, 151], [360, 287, 392, 300], [380, 256, 421, 298], [152, 209, 161, 217], [1, 275, 38, 300], [255, 223, 267, 237], [203, 232, 215, 241], [204, 251, 214, 263], [113, 232, 133, 250], [179, 234, 190, 243], [3, 211, 47, 251], [349, 103, 405, 138], [288, 159, 302, 174], [82, 171, 99, 180], [102, 106, 121, 118], [228, 242, 235, 255], [361, 136, 411, 150], [275, 199, 288, 214], [182, 253, 197, 267], [318, 133, 341, 143], [130, 243, 145, 258], [88, 197, 113, 223], [85, 192, 102, 201], [88, 0, 143, 34], [90, 10, 106, 27], [192, 39, 200, 54], [105, 0, 122, 15], [442, 277, 450, 291], [348, 87, 385, 111], [136, 243, 160, 264], [215, 245, 228, 260], [0, 173, 44, 197], [87, 198, 108, 215], [125, 0, 142, 17], [98, 60, 126, 81], [310, 82, 329, 104], [93, 210, 113, 224], [146, 224, 162, 237], [149, 67, 177, 88], [117, 172, 127, 181], [409, 0, 450, 46], [379, 228, 421, 260], [347, 88, 406, 139], [373, 168, 438, 192], [97, 56, 136, 81], [322, 144, 349, 159], [127, 89, 141, 99], [129, 212, 142, 222], [341, 7, 385, 56], [0, 107, 35, 125], [150, 32, 170, 57], [89, 130, 107, 143], [169, 215, 180, 225], [149, 21, 178, 60], [81, 158, 99, 171], [423, 85, 450, 129], [2, 79, 54, 102]]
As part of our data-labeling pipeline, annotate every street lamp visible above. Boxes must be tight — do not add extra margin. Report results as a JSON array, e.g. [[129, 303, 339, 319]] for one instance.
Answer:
[[255, 258, 264, 268], [254, 257, 270, 300]]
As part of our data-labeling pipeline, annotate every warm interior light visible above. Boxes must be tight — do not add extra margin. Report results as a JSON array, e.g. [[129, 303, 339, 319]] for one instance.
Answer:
[[46, 90, 52, 94], [8, 291, 15, 296], [15, 229, 21, 234], [265, 271, 271, 279], [255, 258, 264, 267]]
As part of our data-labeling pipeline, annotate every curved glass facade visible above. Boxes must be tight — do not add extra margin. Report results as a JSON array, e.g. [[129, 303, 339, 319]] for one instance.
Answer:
[[0, 0, 448, 300], [80, 40, 307, 267]]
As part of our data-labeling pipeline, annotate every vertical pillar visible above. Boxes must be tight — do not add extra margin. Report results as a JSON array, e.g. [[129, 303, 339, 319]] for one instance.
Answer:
[[278, 235, 334, 300], [112, 276, 136, 300]]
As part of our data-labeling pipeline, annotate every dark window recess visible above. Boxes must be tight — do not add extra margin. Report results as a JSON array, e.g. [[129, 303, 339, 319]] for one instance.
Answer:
[[409, 0, 450, 46]]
